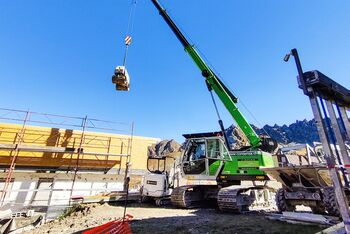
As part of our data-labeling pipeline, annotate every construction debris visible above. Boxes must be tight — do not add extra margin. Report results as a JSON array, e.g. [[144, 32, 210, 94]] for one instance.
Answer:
[[11, 209, 35, 218], [317, 222, 346, 234], [266, 212, 339, 226], [0, 215, 43, 234], [0, 208, 12, 220]]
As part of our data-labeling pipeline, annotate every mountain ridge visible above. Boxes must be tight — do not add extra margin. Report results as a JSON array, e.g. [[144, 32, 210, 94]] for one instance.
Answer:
[[226, 119, 320, 145], [252, 119, 320, 144]]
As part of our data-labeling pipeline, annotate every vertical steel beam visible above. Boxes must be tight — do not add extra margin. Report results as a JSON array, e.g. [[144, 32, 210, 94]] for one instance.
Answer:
[[339, 107, 350, 141], [320, 98, 350, 188], [104, 137, 112, 174], [289, 49, 350, 232], [69, 116, 88, 205], [47, 180, 55, 207], [122, 122, 134, 222], [309, 96, 333, 158], [305, 145, 312, 165], [123, 122, 134, 191], [326, 100, 350, 165], [309, 94, 350, 232]]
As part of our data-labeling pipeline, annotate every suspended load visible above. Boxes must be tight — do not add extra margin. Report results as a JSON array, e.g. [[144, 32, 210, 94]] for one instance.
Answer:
[[112, 0, 137, 92], [112, 66, 130, 91]]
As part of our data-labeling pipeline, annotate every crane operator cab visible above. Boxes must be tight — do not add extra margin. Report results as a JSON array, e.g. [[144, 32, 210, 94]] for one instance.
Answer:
[[181, 132, 231, 179], [141, 155, 176, 206], [181, 132, 275, 187], [112, 66, 130, 91]]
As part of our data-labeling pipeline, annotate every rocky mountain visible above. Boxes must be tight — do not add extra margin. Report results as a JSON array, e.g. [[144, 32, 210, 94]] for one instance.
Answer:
[[226, 119, 320, 145], [253, 119, 320, 144], [148, 119, 345, 155], [225, 125, 250, 149], [147, 139, 182, 157]]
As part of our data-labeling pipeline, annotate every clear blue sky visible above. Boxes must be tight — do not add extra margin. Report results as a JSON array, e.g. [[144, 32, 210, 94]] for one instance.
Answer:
[[0, 0, 349, 141]]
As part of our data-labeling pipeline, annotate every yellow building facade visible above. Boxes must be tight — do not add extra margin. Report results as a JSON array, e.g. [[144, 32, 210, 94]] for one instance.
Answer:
[[0, 123, 160, 174]]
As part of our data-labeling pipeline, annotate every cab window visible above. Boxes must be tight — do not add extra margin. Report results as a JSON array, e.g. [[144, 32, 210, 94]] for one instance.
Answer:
[[207, 139, 220, 159]]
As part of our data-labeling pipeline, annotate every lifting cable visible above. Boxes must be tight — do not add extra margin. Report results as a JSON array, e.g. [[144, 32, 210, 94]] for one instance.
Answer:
[[112, 0, 137, 91], [122, 0, 137, 67], [196, 45, 272, 139], [208, 88, 231, 150]]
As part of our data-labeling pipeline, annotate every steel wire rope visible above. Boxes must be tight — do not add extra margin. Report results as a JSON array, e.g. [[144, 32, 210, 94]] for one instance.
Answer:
[[193, 40, 271, 138], [123, 0, 137, 67], [125, 0, 138, 36]]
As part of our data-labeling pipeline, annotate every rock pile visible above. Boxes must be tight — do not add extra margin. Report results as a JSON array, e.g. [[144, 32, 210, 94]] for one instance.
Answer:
[[147, 139, 182, 157]]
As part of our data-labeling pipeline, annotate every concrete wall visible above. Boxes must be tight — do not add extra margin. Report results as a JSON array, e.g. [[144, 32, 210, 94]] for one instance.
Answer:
[[0, 172, 142, 218]]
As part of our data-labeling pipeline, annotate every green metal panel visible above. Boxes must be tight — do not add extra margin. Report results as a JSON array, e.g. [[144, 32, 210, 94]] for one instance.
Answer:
[[208, 160, 221, 176], [221, 151, 275, 177]]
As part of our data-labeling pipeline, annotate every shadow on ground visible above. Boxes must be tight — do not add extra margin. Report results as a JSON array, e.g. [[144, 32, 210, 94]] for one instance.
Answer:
[[130, 208, 323, 234]]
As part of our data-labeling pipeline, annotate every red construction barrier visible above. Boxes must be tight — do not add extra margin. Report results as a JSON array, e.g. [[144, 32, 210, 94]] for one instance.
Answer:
[[83, 214, 133, 234]]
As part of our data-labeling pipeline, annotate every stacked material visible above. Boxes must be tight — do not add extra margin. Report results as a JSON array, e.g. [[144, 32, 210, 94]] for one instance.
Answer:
[[112, 66, 130, 91]]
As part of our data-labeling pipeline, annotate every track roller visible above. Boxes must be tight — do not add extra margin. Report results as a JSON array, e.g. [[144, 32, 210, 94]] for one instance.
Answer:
[[217, 187, 255, 213], [171, 186, 204, 208]]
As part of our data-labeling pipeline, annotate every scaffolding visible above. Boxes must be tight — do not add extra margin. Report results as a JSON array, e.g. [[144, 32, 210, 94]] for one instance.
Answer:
[[0, 108, 134, 206]]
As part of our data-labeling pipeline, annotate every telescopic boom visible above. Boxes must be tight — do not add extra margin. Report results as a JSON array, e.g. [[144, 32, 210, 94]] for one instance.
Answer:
[[151, 0, 261, 148]]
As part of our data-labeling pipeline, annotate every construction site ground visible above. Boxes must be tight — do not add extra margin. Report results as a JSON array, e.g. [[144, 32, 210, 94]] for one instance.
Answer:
[[29, 202, 324, 234]]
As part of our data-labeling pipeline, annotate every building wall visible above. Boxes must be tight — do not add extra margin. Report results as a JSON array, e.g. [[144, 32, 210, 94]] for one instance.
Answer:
[[0, 123, 160, 173], [0, 172, 143, 218]]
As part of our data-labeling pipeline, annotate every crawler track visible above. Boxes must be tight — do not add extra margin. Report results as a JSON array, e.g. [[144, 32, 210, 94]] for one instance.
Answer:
[[171, 185, 218, 208], [171, 184, 275, 213], [218, 186, 275, 213]]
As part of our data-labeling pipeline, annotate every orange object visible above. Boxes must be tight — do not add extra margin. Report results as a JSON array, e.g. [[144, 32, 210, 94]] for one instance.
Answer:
[[83, 214, 133, 234]]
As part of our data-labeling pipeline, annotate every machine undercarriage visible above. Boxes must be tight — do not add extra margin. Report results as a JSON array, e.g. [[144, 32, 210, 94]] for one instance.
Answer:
[[170, 182, 276, 213], [264, 165, 350, 217]]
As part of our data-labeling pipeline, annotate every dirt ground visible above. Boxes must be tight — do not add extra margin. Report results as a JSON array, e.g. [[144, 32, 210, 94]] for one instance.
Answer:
[[28, 203, 324, 234]]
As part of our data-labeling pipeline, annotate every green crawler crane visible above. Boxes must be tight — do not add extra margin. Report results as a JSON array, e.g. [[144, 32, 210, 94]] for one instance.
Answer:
[[151, 0, 277, 212]]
